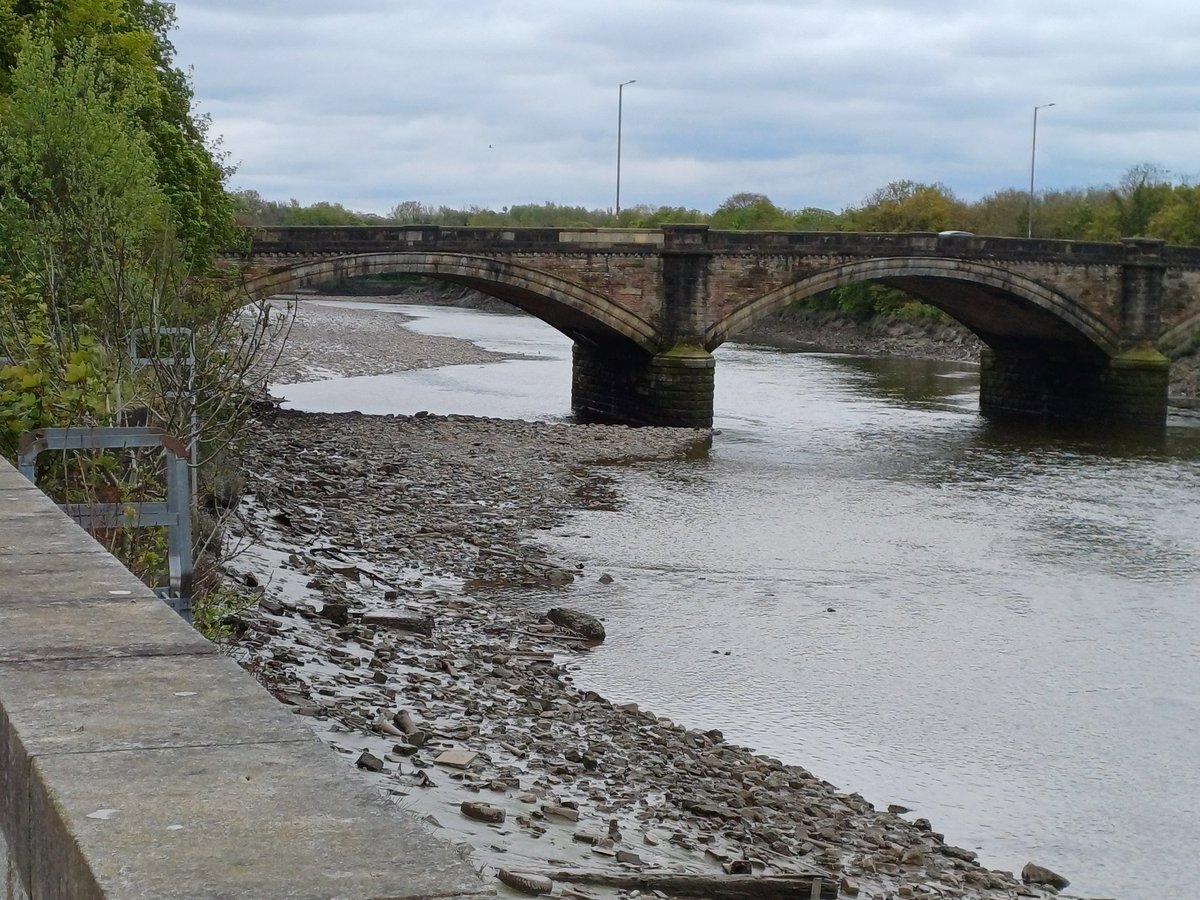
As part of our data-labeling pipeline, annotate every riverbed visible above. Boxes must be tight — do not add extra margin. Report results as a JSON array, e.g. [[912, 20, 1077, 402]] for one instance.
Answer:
[[266, 298, 1200, 900]]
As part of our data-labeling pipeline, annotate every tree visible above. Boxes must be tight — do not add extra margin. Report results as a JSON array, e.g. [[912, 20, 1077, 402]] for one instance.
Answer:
[[848, 180, 965, 233], [0, 0, 235, 262], [0, 30, 285, 615], [711, 193, 791, 230]]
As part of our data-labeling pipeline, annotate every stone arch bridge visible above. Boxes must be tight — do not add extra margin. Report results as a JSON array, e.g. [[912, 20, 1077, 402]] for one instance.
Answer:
[[228, 225, 1200, 428]]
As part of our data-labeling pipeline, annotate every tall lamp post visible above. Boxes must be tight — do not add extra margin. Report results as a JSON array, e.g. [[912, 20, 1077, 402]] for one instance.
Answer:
[[615, 79, 636, 218], [1027, 102, 1056, 238]]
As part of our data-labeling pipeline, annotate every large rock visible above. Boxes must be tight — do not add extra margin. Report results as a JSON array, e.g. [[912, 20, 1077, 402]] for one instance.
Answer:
[[497, 870, 554, 895], [361, 609, 434, 636], [1021, 861, 1070, 890], [546, 606, 605, 641]]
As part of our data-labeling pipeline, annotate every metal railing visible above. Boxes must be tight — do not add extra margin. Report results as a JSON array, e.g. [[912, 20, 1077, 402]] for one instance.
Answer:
[[17, 426, 194, 622]]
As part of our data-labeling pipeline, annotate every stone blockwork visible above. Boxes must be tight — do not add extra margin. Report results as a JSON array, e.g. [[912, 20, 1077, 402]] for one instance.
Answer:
[[0, 459, 490, 900], [226, 226, 1200, 427], [979, 347, 1170, 426], [572, 341, 715, 428]]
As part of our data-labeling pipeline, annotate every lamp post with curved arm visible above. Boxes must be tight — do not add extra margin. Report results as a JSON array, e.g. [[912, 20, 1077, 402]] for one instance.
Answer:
[[1028, 102, 1056, 238], [615, 79, 636, 218]]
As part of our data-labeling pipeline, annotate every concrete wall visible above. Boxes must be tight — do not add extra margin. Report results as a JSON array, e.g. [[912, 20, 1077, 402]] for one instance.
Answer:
[[0, 458, 489, 900]]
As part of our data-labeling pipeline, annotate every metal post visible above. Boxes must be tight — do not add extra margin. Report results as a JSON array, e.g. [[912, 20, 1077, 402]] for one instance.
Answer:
[[17, 426, 195, 622], [1028, 102, 1056, 238], [616, 79, 636, 218]]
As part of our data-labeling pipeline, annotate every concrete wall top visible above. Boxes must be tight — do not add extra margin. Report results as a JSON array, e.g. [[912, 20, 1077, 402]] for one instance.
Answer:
[[0, 458, 489, 899]]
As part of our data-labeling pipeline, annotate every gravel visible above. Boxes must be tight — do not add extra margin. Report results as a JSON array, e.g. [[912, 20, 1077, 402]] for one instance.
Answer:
[[219, 298, 1067, 900]]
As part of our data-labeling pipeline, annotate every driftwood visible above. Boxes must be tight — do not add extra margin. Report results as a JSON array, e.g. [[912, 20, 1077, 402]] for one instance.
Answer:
[[534, 870, 839, 899]]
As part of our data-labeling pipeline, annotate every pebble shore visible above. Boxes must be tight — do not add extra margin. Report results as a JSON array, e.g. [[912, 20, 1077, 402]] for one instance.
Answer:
[[222, 299, 1078, 900]]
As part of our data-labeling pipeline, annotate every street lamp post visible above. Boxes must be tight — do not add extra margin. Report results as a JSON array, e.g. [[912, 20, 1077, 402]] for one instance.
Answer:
[[615, 79, 636, 218], [1027, 102, 1056, 238]]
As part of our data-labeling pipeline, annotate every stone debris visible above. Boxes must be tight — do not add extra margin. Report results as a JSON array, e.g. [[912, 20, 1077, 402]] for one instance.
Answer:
[[1021, 862, 1070, 890], [546, 606, 606, 641], [497, 869, 555, 895], [221, 301, 1067, 900], [434, 748, 479, 769], [461, 801, 506, 824]]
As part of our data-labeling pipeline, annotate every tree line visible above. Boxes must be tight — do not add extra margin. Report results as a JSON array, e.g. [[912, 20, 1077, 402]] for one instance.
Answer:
[[233, 162, 1200, 245]]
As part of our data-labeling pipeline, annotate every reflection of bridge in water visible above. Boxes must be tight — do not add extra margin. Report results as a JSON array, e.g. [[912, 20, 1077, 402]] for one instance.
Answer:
[[227, 226, 1200, 428]]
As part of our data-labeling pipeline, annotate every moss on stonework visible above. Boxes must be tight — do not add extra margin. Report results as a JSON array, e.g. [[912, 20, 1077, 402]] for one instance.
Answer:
[[658, 344, 713, 360], [1111, 345, 1170, 367]]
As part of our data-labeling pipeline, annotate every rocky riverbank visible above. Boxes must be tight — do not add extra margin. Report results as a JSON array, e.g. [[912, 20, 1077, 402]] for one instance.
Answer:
[[217, 298, 1081, 899]]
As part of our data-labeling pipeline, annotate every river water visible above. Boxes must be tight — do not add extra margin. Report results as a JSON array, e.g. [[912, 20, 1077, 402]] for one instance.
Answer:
[[281, 301, 1200, 900]]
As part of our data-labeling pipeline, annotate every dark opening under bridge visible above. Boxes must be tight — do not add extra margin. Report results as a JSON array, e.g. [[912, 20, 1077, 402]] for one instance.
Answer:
[[229, 225, 1200, 428]]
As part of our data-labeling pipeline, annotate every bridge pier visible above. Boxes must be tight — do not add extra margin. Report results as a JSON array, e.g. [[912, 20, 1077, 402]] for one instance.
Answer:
[[571, 341, 715, 428], [979, 346, 1170, 427]]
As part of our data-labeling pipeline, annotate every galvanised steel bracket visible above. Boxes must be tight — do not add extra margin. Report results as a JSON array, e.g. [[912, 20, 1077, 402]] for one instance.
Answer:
[[17, 426, 194, 623]]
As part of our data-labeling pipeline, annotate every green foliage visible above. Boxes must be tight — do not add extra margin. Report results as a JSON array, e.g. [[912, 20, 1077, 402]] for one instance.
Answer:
[[0, 21, 283, 625], [847, 180, 966, 233], [0, 1, 234, 262], [0, 279, 116, 456], [191, 582, 255, 642], [711, 192, 792, 230]]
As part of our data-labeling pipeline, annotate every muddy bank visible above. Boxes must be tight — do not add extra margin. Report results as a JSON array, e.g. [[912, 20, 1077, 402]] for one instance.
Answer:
[[215, 300, 1078, 899], [269, 294, 513, 385], [225, 409, 1064, 900]]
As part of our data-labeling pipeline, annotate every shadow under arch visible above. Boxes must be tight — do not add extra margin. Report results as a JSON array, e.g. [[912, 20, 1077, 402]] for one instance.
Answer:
[[241, 251, 659, 353], [705, 257, 1122, 360]]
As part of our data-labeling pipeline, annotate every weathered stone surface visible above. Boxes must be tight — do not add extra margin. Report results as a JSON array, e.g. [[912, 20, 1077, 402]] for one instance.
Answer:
[[496, 869, 553, 895], [355, 750, 384, 772], [435, 748, 479, 769], [546, 607, 606, 641], [1021, 861, 1070, 890], [239, 227, 1190, 427], [362, 609, 435, 635], [461, 801, 505, 824]]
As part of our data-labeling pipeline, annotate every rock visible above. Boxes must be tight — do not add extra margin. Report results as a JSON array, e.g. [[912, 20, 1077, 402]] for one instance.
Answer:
[[461, 801, 505, 824], [392, 709, 420, 734], [434, 748, 479, 769], [1022, 861, 1070, 890], [546, 607, 606, 641], [542, 803, 580, 822], [319, 602, 350, 626], [355, 750, 384, 772], [496, 869, 554, 895], [598, 573, 614, 584], [361, 609, 435, 635]]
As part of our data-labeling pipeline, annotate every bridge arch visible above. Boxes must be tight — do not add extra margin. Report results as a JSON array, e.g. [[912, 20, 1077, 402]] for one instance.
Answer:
[[241, 251, 659, 353], [1159, 310, 1200, 359], [706, 257, 1123, 359]]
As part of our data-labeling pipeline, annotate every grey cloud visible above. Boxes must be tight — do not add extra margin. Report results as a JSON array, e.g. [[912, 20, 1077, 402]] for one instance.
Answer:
[[172, 0, 1200, 213]]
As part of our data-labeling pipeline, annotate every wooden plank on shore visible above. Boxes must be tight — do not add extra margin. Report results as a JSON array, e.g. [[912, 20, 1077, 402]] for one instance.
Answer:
[[532, 869, 839, 899]]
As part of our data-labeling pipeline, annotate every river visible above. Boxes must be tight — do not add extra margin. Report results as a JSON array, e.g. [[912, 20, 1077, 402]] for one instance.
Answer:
[[280, 301, 1200, 900]]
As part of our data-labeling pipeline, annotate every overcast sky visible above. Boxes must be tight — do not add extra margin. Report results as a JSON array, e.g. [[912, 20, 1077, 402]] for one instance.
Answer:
[[169, 1, 1200, 216]]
